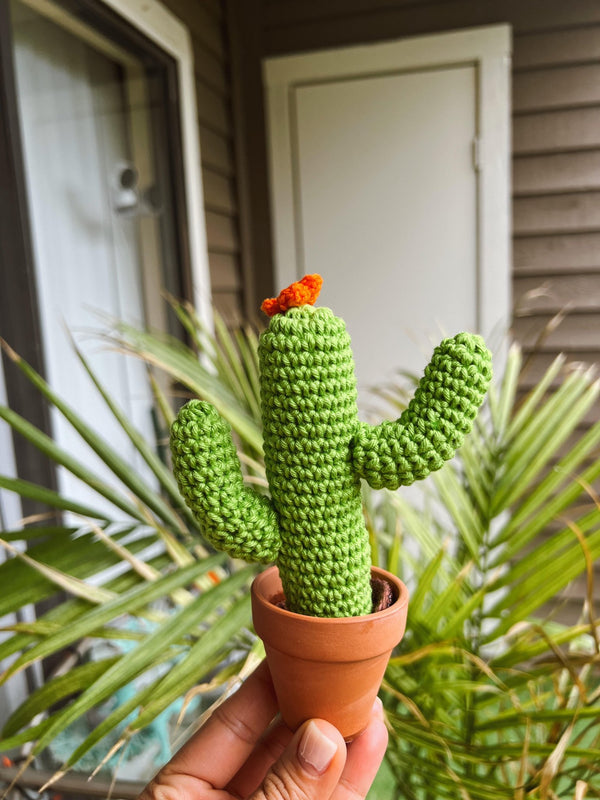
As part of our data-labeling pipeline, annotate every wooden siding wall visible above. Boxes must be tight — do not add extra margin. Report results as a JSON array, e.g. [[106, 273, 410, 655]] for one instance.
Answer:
[[160, 0, 243, 320], [512, 24, 600, 412], [260, 0, 600, 622], [262, 1, 600, 387]]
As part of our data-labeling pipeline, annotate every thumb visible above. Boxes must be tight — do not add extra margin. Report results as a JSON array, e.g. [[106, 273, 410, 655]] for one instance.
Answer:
[[250, 719, 347, 800]]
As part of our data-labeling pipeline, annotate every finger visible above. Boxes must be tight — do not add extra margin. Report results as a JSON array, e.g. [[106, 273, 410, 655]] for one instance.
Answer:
[[227, 717, 293, 798], [160, 661, 279, 789], [232, 699, 388, 798], [249, 719, 346, 800], [331, 699, 389, 800]]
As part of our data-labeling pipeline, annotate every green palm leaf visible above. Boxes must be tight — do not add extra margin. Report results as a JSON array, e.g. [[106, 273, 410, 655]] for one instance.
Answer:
[[2, 345, 188, 532], [377, 345, 600, 798], [2, 658, 120, 738], [2, 302, 600, 796], [28, 566, 254, 759], [0, 552, 227, 684], [108, 322, 263, 452]]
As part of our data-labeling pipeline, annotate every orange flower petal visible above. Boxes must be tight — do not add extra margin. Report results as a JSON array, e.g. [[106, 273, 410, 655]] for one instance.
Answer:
[[261, 274, 323, 317], [260, 297, 282, 317]]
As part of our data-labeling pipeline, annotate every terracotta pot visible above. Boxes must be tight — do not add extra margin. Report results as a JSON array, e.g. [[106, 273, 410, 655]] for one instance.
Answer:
[[251, 565, 409, 741]]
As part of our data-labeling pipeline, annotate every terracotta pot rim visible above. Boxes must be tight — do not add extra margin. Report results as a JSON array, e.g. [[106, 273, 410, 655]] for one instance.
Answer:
[[253, 564, 408, 625], [252, 565, 409, 662]]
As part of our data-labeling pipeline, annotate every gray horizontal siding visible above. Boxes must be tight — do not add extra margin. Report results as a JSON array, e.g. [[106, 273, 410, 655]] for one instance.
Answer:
[[513, 107, 600, 155], [511, 20, 600, 447], [260, 0, 600, 374], [513, 151, 600, 197], [513, 25, 600, 69], [513, 313, 598, 351], [513, 63, 600, 112], [162, 0, 243, 320], [514, 274, 600, 313], [513, 192, 600, 235], [514, 232, 600, 275], [263, 0, 600, 52]]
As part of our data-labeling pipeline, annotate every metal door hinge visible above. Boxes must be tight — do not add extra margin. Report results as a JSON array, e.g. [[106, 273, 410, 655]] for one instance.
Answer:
[[472, 137, 482, 172]]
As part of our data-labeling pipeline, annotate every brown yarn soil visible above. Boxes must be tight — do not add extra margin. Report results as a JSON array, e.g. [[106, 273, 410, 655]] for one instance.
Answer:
[[370, 576, 396, 613]]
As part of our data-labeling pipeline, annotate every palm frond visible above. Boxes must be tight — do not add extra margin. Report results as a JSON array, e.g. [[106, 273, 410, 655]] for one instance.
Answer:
[[2, 304, 599, 796], [377, 348, 600, 798], [0, 309, 262, 778]]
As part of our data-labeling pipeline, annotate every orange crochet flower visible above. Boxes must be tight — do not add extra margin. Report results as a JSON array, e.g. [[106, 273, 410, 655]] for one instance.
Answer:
[[261, 274, 323, 317]]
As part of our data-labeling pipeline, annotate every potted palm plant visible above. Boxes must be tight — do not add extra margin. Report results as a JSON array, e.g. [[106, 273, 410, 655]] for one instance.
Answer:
[[169, 274, 492, 739], [1, 298, 599, 796]]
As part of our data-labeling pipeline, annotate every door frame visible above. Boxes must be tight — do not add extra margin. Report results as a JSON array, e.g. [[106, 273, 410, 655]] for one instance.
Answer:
[[19, 0, 213, 328], [263, 24, 511, 341], [100, 0, 212, 328]]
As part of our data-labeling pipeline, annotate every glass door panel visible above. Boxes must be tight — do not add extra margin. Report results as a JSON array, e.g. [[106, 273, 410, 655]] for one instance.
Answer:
[[10, 0, 184, 510]]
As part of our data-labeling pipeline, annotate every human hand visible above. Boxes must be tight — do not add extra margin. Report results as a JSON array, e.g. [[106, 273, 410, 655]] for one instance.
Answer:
[[139, 661, 388, 800]]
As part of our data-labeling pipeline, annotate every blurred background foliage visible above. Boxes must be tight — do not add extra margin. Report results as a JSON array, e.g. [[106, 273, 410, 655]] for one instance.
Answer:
[[0, 300, 598, 798]]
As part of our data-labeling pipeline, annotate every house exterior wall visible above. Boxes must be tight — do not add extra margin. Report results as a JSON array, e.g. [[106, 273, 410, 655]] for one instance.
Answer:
[[154, 0, 600, 371], [160, 0, 244, 320], [261, 0, 600, 398]]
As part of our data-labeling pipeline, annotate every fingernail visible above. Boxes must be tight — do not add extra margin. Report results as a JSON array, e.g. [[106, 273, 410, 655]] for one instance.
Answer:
[[372, 696, 383, 712], [298, 721, 338, 774]]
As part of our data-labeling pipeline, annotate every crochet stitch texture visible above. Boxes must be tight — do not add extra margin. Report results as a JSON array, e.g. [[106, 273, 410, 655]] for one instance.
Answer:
[[170, 278, 492, 618]]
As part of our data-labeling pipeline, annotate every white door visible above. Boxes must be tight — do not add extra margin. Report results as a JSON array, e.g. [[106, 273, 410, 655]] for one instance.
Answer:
[[12, 9, 156, 509], [264, 26, 511, 406]]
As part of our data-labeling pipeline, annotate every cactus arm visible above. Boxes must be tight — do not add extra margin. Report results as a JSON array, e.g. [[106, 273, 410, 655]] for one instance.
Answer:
[[350, 333, 492, 490], [170, 400, 281, 563]]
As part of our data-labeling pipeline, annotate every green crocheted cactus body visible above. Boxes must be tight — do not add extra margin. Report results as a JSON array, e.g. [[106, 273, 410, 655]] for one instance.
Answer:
[[259, 306, 372, 617], [351, 333, 493, 490], [169, 283, 493, 620], [170, 400, 281, 563]]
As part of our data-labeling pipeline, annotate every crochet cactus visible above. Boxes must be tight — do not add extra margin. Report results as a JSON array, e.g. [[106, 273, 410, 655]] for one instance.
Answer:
[[170, 275, 492, 618]]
